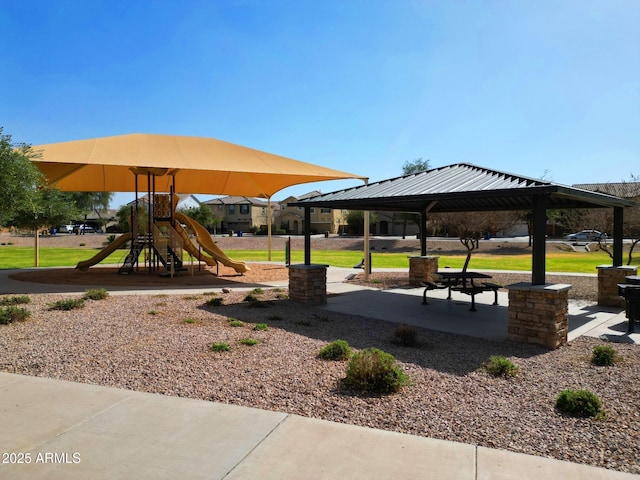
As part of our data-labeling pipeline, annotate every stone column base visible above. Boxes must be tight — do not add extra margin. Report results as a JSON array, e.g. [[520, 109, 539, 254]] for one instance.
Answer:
[[507, 282, 572, 349], [288, 264, 327, 305], [597, 265, 638, 308], [408, 256, 439, 286]]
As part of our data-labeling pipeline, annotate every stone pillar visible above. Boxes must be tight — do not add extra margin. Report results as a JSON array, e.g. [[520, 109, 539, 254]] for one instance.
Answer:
[[408, 256, 439, 286], [597, 265, 638, 308], [288, 264, 327, 305], [506, 282, 572, 349]]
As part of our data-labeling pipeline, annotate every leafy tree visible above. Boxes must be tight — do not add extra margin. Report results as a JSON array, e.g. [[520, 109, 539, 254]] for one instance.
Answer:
[[0, 128, 43, 227], [8, 187, 78, 232], [116, 202, 149, 233], [402, 158, 431, 175], [68, 192, 113, 228], [346, 210, 378, 235], [178, 204, 218, 229], [398, 158, 431, 237]]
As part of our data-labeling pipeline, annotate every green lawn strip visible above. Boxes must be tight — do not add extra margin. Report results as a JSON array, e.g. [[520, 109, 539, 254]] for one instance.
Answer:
[[0, 247, 126, 269], [0, 247, 633, 274]]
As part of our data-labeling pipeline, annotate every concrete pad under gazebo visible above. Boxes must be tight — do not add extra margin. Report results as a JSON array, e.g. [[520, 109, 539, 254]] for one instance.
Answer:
[[290, 163, 637, 349]]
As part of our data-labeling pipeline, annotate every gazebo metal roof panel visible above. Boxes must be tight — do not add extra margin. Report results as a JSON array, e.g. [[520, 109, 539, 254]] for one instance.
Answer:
[[293, 163, 632, 212]]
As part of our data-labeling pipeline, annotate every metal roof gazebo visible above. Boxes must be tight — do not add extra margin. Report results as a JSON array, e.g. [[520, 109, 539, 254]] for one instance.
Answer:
[[292, 163, 636, 348], [294, 163, 634, 285]]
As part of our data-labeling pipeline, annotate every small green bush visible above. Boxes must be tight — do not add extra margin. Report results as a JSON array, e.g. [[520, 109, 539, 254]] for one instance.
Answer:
[[205, 297, 223, 306], [556, 389, 604, 419], [344, 348, 410, 394], [251, 288, 264, 295], [243, 293, 259, 302], [183, 318, 196, 324], [83, 288, 109, 301], [484, 355, 519, 378], [211, 342, 230, 352], [253, 323, 268, 331], [0, 306, 31, 324], [48, 298, 85, 311], [591, 345, 619, 367], [148, 310, 159, 315], [318, 340, 352, 360], [393, 324, 418, 347], [240, 338, 258, 346], [0, 295, 31, 306], [229, 319, 244, 327]]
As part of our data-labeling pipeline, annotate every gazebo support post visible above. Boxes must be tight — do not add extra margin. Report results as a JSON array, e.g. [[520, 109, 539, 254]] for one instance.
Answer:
[[597, 206, 636, 307], [420, 210, 427, 256], [507, 194, 571, 349], [531, 194, 547, 286], [289, 206, 327, 305], [304, 206, 311, 265], [613, 206, 624, 267]]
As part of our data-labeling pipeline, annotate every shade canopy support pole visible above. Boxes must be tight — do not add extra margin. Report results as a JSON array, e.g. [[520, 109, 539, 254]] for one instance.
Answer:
[[267, 197, 272, 261]]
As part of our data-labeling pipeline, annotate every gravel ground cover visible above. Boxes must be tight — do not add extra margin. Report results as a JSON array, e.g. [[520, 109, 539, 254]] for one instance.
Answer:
[[1, 289, 639, 474]]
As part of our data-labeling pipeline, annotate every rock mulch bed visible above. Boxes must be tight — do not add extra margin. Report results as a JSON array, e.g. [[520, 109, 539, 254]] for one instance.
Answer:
[[1, 289, 639, 474]]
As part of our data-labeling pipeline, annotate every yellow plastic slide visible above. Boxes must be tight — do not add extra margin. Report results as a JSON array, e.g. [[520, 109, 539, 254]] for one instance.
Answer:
[[170, 222, 218, 268], [75, 232, 132, 271], [174, 212, 249, 273]]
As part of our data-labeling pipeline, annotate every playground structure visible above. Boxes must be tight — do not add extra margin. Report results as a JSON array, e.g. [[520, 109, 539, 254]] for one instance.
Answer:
[[76, 169, 248, 276]]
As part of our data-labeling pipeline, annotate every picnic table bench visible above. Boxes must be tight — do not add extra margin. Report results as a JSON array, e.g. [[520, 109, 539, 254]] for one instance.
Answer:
[[421, 271, 502, 311]]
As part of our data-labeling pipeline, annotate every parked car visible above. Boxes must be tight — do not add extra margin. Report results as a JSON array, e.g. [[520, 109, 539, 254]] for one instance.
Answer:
[[564, 229, 607, 241], [56, 224, 75, 234], [73, 224, 96, 234]]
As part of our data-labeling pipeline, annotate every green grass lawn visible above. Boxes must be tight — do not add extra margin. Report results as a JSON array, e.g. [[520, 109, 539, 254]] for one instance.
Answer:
[[0, 246, 634, 274]]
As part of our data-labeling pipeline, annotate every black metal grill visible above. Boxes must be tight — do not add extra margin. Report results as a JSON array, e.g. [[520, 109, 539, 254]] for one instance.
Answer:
[[618, 276, 640, 334]]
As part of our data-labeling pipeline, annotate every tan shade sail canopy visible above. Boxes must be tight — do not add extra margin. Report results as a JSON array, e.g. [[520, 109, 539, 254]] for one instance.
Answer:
[[32, 133, 367, 197]]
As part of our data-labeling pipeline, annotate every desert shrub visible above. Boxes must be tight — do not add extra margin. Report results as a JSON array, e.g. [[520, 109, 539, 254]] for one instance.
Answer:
[[205, 297, 223, 307], [48, 298, 85, 311], [393, 324, 418, 347], [251, 288, 264, 295], [344, 348, 409, 394], [318, 340, 351, 361], [484, 355, 519, 378], [148, 310, 159, 315], [591, 345, 619, 367], [0, 295, 31, 306], [211, 342, 230, 352], [556, 389, 604, 419], [243, 293, 259, 302], [253, 323, 268, 331], [183, 318, 196, 324], [239, 338, 258, 346], [83, 288, 109, 301], [229, 319, 243, 327], [0, 306, 31, 324]]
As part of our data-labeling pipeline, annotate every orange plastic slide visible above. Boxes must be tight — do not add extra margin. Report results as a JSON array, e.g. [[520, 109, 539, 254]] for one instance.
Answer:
[[174, 212, 249, 274], [75, 232, 132, 271]]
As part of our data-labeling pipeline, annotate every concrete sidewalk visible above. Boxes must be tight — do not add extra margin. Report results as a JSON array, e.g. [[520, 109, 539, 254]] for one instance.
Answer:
[[1, 373, 636, 480]]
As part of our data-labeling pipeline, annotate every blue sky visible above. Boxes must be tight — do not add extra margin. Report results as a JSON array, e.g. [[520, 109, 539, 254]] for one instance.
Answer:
[[2, 0, 639, 208]]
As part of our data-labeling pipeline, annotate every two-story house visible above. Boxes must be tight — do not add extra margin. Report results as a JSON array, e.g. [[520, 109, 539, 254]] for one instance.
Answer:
[[203, 196, 270, 234], [278, 191, 349, 235]]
